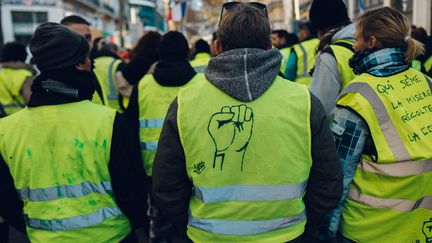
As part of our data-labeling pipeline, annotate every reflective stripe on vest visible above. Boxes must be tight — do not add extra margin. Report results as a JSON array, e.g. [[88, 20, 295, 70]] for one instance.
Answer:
[[140, 142, 158, 151], [339, 82, 411, 161], [189, 210, 306, 236], [17, 181, 112, 202], [140, 118, 164, 128], [194, 180, 307, 203], [193, 66, 206, 73], [348, 187, 432, 212], [279, 47, 292, 75], [25, 206, 123, 231], [359, 158, 432, 177]]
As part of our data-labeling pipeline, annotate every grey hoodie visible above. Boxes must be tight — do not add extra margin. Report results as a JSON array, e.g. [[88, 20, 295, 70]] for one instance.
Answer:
[[204, 48, 282, 102], [309, 23, 355, 118]]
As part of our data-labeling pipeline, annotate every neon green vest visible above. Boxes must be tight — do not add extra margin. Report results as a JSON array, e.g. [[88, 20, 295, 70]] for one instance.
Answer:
[[337, 68, 432, 242], [292, 38, 319, 87], [279, 47, 292, 76], [329, 40, 356, 90], [177, 75, 312, 242], [424, 56, 432, 74], [0, 101, 131, 242], [190, 53, 212, 73], [93, 56, 122, 110], [0, 68, 31, 116], [138, 74, 199, 176]]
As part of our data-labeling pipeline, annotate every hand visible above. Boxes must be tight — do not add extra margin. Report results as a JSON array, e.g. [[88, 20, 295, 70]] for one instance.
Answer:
[[423, 218, 432, 242], [208, 105, 253, 171]]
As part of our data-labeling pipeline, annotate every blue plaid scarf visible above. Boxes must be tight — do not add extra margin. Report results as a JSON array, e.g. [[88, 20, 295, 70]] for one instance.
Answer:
[[350, 48, 410, 76]]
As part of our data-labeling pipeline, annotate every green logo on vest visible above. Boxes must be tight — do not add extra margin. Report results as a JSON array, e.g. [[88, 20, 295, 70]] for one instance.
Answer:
[[424, 218, 432, 243], [193, 161, 206, 175], [208, 105, 254, 171]]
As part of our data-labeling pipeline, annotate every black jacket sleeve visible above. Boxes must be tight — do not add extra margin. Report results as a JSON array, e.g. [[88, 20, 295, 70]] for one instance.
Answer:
[[0, 155, 26, 233], [109, 113, 149, 230], [303, 94, 343, 240], [152, 98, 192, 238]]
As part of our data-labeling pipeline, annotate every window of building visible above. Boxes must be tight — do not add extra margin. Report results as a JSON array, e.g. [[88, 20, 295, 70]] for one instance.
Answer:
[[11, 11, 47, 44]]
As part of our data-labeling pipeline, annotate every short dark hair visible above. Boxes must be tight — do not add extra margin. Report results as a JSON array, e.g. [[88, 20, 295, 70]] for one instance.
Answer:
[[299, 21, 317, 37], [195, 39, 210, 54], [60, 15, 90, 26], [1, 42, 27, 62], [158, 31, 189, 60], [286, 33, 299, 46], [272, 30, 290, 41], [218, 4, 270, 51]]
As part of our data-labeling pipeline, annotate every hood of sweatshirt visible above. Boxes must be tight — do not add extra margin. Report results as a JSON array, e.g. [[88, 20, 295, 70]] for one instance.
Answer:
[[331, 23, 356, 43], [204, 48, 282, 102]]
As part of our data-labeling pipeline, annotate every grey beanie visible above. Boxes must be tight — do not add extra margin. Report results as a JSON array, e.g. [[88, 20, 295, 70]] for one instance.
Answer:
[[30, 22, 89, 71]]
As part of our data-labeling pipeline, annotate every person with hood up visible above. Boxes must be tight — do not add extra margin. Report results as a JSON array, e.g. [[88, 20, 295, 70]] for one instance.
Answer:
[[152, 2, 342, 242], [309, 0, 356, 119], [190, 39, 212, 73], [0, 23, 149, 243], [124, 30, 197, 242]]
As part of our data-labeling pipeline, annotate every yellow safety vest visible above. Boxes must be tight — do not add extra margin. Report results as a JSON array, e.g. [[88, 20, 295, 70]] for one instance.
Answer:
[[424, 56, 432, 74], [93, 56, 122, 110], [0, 68, 31, 116], [0, 100, 131, 242], [138, 74, 199, 176], [292, 38, 319, 87], [337, 68, 432, 243], [279, 47, 292, 76], [328, 40, 356, 90], [190, 53, 211, 73], [177, 75, 312, 242]]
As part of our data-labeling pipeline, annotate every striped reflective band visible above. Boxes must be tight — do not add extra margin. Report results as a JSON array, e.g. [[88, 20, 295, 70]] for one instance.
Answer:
[[107, 59, 118, 100], [194, 66, 206, 73], [339, 82, 411, 161], [359, 158, 432, 177], [25, 206, 123, 231], [17, 181, 112, 202], [139, 118, 164, 128], [298, 43, 308, 76], [2, 104, 22, 108], [140, 142, 158, 151], [348, 187, 432, 212], [194, 181, 307, 203], [189, 210, 306, 235]]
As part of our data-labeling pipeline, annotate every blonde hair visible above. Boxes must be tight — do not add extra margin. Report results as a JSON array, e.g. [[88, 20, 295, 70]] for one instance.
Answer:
[[356, 7, 424, 62]]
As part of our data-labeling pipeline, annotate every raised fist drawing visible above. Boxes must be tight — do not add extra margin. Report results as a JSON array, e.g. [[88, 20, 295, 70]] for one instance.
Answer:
[[208, 105, 254, 171], [423, 218, 432, 243]]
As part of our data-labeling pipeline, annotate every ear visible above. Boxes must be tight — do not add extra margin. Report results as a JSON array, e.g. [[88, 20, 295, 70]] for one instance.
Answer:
[[215, 40, 224, 56], [75, 62, 87, 71], [369, 36, 377, 49]]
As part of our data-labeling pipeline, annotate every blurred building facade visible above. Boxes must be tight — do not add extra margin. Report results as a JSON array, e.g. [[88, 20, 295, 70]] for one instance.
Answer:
[[1, 0, 123, 44]]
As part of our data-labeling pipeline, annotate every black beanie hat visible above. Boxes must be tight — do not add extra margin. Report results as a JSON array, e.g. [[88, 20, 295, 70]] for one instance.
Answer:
[[30, 22, 89, 71], [309, 0, 350, 30], [158, 31, 189, 60]]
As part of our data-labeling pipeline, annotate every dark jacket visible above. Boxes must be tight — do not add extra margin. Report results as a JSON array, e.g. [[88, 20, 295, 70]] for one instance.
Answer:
[[0, 68, 149, 236], [152, 48, 343, 242]]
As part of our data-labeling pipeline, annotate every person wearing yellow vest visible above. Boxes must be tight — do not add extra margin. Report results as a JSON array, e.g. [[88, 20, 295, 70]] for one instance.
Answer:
[[0, 42, 34, 117], [284, 22, 319, 87], [410, 26, 432, 75], [93, 43, 125, 111], [272, 30, 299, 78], [152, 3, 343, 242], [60, 15, 106, 107], [326, 7, 432, 242], [309, 0, 356, 119], [124, 31, 197, 241], [190, 39, 212, 73], [0, 23, 149, 242]]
